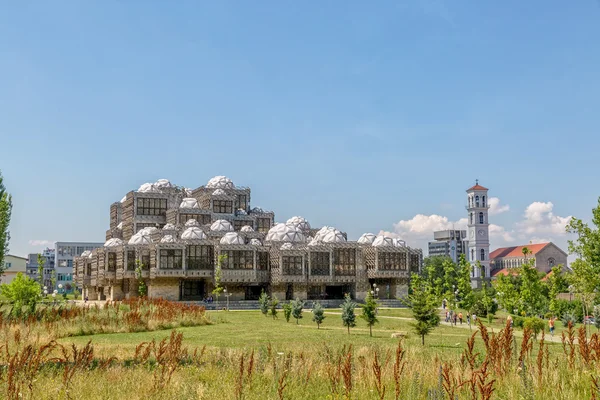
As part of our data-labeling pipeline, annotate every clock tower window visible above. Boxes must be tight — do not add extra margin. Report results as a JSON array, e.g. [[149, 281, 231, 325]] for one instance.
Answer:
[[470, 213, 473, 224], [479, 212, 484, 224], [482, 196, 486, 207], [471, 249, 475, 261], [475, 195, 480, 207], [480, 249, 485, 261]]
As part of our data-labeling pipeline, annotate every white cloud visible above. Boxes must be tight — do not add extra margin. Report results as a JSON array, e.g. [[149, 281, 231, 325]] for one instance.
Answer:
[[489, 224, 515, 243], [385, 214, 467, 248], [29, 240, 53, 247], [488, 197, 510, 215], [518, 202, 572, 236]]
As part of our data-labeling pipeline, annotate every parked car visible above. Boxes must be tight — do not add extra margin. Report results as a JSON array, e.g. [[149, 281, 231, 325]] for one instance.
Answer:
[[584, 316, 595, 325]]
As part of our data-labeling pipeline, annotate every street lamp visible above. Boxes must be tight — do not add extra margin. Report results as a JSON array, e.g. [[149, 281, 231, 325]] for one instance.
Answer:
[[224, 288, 229, 311]]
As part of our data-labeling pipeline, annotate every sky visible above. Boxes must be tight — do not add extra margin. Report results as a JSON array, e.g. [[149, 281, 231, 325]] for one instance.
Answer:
[[1, 1, 599, 261]]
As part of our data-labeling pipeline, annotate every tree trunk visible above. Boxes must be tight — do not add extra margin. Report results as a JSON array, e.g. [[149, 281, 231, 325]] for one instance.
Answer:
[[369, 324, 372, 337], [317, 323, 320, 329], [422, 334, 425, 346], [347, 325, 350, 334]]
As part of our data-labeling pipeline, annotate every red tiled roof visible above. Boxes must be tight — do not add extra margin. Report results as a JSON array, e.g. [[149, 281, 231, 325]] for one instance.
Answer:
[[466, 184, 488, 191], [489, 243, 550, 259], [492, 268, 520, 277], [541, 271, 553, 282]]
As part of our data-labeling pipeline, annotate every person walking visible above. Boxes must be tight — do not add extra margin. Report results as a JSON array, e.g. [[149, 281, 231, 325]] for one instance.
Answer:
[[445, 310, 449, 323], [549, 316, 555, 337], [466, 312, 470, 325], [458, 312, 463, 325], [453, 313, 458, 325]]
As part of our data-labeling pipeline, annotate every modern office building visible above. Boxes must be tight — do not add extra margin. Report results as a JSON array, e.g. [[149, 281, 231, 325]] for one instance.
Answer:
[[427, 230, 467, 263], [55, 242, 104, 292], [490, 242, 568, 277], [2, 254, 27, 284], [26, 248, 55, 288], [74, 176, 422, 302], [466, 181, 491, 286]]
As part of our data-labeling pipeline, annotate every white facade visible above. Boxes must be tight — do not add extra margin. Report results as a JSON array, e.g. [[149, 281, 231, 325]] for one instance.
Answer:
[[55, 241, 104, 292], [466, 182, 490, 282]]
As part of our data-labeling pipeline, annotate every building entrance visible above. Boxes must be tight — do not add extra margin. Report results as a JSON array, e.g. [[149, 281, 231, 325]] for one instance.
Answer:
[[180, 280, 205, 301]]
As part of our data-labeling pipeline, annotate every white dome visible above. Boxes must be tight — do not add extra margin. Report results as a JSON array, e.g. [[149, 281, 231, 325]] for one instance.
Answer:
[[240, 225, 254, 232], [139, 227, 159, 235], [280, 243, 294, 251], [185, 219, 200, 228], [207, 176, 234, 189], [308, 238, 320, 247], [321, 228, 346, 243], [236, 209, 248, 215], [372, 235, 396, 247], [120, 196, 127, 203], [250, 238, 262, 246], [180, 198, 199, 209], [265, 223, 306, 243], [251, 207, 266, 214], [137, 182, 159, 193], [220, 232, 245, 245], [104, 238, 123, 248], [358, 233, 377, 244], [160, 235, 176, 243], [212, 189, 227, 196], [313, 226, 336, 242], [210, 219, 234, 232], [181, 227, 207, 240], [184, 188, 193, 197], [81, 250, 91, 257], [394, 238, 406, 247], [286, 216, 311, 232], [116, 222, 123, 230], [88, 252, 95, 259], [128, 232, 153, 245], [162, 223, 176, 231], [154, 179, 172, 189]]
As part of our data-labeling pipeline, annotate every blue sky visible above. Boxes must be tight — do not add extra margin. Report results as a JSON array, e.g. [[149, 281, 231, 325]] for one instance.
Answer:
[[1, 1, 599, 258]]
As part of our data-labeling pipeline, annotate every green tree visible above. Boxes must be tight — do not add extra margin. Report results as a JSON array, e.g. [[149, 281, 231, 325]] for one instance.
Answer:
[[457, 254, 474, 310], [0, 171, 12, 278], [0, 272, 40, 317], [341, 294, 357, 334], [408, 274, 440, 345], [50, 270, 57, 291], [568, 259, 599, 332], [37, 254, 45, 286], [269, 296, 279, 319], [291, 298, 304, 324], [361, 290, 378, 337], [212, 254, 228, 307], [519, 248, 545, 316], [134, 259, 147, 296], [312, 302, 325, 329], [546, 265, 568, 315], [282, 301, 292, 322], [258, 290, 270, 317], [494, 273, 520, 314], [422, 256, 452, 299], [593, 306, 600, 332]]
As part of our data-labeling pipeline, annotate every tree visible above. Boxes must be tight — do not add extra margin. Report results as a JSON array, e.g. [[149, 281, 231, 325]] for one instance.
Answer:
[[408, 274, 440, 345], [37, 254, 45, 286], [568, 258, 599, 333], [134, 259, 147, 296], [341, 294, 357, 334], [50, 270, 57, 291], [0, 272, 40, 317], [519, 248, 545, 316], [494, 273, 520, 314], [422, 256, 452, 299], [269, 296, 279, 319], [291, 298, 304, 324], [312, 302, 325, 329], [212, 254, 228, 307], [361, 290, 378, 337], [593, 306, 600, 332], [258, 290, 270, 317], [546, 265, 568, 315], [0, 171, 12, 278], [282, 301, 292, 322], [457, 254, 474, 310]]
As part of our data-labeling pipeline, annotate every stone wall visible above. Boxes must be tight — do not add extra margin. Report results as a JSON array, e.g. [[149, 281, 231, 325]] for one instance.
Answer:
[[148, 278, 179, 300], [536, 245, 568, 274]]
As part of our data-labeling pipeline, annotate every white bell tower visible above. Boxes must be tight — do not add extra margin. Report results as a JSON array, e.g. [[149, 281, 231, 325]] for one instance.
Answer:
[[466, 180, 490, 285]]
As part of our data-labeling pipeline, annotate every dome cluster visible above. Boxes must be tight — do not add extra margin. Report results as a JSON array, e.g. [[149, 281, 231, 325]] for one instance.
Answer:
[[137, 179, 175, 194], [309, 226, 346, 246], [181, 227, 207, 240], [286, 216, 311, 232], [266, 223, 306, 242], [210, 219, 234, 232], [371, 235, 406, 248], [206, 176, 235, 189], [220, 232, 245, 245], [104, 238, 124, 248], [180, 198, 199, 209], [128, 227, 158, 245], [357, 233, 377, 244]]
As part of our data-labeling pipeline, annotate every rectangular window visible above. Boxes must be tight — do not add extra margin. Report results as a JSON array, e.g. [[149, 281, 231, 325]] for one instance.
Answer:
[[67, 260, 73, 269], [257, 252, 269, 270], [141, 253, 150, 270], [377, 252, 408, 271], [136, 198, 167, 216], [5, 262, 11, 269], [160, 249, 183, 269], [107, 253, 117, 271], [310, 252, 330, 276], [213, 200, 233, 214], [179, 214, 211, 225], [333, 249, 356, 275], [257, 218, 271, 233], [127, 250, 136, 271], [282, 256, 303, 275], [186, 245, 214, 270], [236, 194, 247, 211], [410, 254, 420, 272], [222, 250, 254, 269], [234, 220, 253, 231]]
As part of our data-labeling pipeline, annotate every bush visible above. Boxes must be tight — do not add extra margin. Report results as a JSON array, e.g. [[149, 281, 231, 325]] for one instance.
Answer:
[[562, 312, 577, 326], [523, 317, 545, 338], [258, 291, 270, 317], [282, 302, 292, 323], [513, 316, 525, 328]]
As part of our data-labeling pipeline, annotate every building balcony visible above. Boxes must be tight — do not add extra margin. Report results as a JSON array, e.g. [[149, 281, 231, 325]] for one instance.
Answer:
[[367, 268, 409, 279], [150, 268, 186, 279], [220, 269, 265, 283]]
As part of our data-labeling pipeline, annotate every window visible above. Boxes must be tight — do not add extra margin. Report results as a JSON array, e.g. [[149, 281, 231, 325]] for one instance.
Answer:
[[471, 249, 475, 261], [479, 212, 484, 224], [222, 250, 254, 269], [213, 200, 233, 214], [127, 250, 136, 271], [470, 213, 473, 224], [179, 214, 211, 225], [136, 198, 167, 216], [5, 262, 11, 269], [410, 253, 420, 272], [548, 258, 555, 268], [67, 260, 73, 269], [310, 252, 330, 276], [234, 219, 253, 231], [377, 252, 407, 271], [482, 196, 486, 207], [282, 256, 303, 275], [475, 195, 480, 207], [107, 253, 117, 271], [236, 194, 247, 211], [141, 252, 150, 270], [186, 245, 214, 270], [480, 249, 485, 261], [257, 252, 269, 270], [334, 249, 356, 275], [160, 249, 183, 269], [257, 218, 271, 233]]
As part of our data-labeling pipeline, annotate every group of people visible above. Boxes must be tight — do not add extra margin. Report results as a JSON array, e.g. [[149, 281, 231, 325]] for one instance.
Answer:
[[444, 309, 476, 325], [202, 296, 215, 303]]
